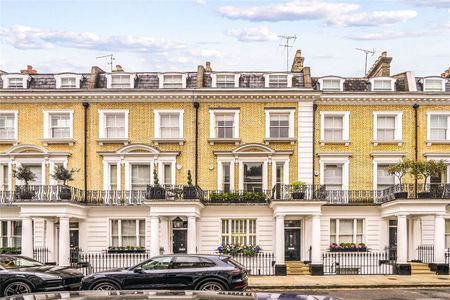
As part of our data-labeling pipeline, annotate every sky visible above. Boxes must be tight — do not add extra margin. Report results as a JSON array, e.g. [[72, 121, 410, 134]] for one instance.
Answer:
[[0, 0, 449, 77]]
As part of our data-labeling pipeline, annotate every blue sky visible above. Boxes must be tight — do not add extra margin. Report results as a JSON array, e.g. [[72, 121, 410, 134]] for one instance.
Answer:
[[0, 0, 449, 76]]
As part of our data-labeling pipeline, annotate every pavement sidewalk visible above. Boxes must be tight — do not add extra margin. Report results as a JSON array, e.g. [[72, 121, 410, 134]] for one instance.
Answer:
[[248, 275, 450, 290]]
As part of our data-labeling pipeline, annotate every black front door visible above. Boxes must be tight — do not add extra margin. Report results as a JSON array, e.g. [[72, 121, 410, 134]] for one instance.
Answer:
[[285, 229, 301, 261], [173, 230, 187, 254]]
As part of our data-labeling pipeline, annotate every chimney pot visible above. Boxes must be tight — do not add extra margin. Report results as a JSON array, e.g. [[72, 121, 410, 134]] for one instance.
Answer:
[[20, 65, 37, 74], [205, 61, 212, 72]]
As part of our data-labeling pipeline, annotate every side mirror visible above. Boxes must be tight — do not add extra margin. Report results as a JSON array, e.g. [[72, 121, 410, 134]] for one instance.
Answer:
[[133, 266, 143, 273]]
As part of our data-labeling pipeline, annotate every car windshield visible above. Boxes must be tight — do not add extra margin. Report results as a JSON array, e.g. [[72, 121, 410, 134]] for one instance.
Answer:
[[0, 255, 44, 269]]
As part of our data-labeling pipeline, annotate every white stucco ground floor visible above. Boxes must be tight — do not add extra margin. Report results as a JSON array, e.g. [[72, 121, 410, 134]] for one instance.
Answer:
[[1, 199, 449, 275]]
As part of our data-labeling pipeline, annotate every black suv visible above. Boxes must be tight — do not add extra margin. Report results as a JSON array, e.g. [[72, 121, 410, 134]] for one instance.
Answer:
[[81, 254, 248, 291]]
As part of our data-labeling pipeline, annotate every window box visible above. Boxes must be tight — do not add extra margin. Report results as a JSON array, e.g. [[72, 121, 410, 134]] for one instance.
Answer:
[[0, 247, 21, 254], [217, 244, 261, 256], [107, 246, 145, 253], [329, 243, 368, 252]]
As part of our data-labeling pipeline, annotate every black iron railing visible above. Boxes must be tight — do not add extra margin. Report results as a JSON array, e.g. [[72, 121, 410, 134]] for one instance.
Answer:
[[228, 252, 275, 276], [33, 247, 50, 264], [14, 185, 85, 202], [417, 244, 434, 263], [446, 249, 450, 264], [381, 184, 450, 202], [322, 251, 395, 275]]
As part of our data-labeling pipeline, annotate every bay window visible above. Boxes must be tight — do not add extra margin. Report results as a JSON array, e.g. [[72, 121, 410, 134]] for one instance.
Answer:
[[221, 219, 256, 245], [110, 219, 145, 247], [330, 219, 364, 244]]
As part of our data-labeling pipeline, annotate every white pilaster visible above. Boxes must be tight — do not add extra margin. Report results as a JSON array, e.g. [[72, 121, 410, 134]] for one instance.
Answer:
[[160, 217, 169, 255], [397, 214, 408, 264], [275, 214, 285, 266], [434, 214, 446, 264], [45, 219, 56, 263], [58, 217, 70, 266], [311, 214, 321, 264], [150, 216, 160, 257], [187, 216, 197, 254], [21, 217, 33, 258], [412, 217, 421, 261]]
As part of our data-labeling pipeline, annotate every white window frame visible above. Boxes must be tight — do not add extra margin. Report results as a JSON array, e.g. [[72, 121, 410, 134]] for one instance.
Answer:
[[211, 73, 239, 88], [98, 109, 129, 140], [43, 110, 74, 140], [221, 218, 257, 245], [209, 109, 240, 139], [373, 111, 403, 144], [1, 74, 29, 89], [158, 160, 176, 185], [0, 220, 22, 248], [158, 73, 187, 89], [330, 218, 365, 244], [263, 73, 293, 88], [153, 109, 184, 141], [105, 73, 135, 89], [0, 163, 10, 191], [54, 74, 82, 89], [238, 158, 268, 191], [369, 77, 396, 92], [265, 109, 295, 139], [109, 219, 145, 247], [271, 159, 289, 189], [103, 160, 121, 190], [423, 77, 446, 92], [0, 110, 19, 142], [318, 77, 345, 91], [427, 112, 450, 143], [320, 111, 350, 143], [217, 159, 235, 191], [372, 156, 403, 191], [319, 156, 350, 190]]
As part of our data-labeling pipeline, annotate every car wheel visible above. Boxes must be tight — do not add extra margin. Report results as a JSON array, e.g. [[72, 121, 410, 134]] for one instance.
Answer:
[[3, 281, 33, 296], [198, 281, 226, 291], [91, 281, 120, 291]]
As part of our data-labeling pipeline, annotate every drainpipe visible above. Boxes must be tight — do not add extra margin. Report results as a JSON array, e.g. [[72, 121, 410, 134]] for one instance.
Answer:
[[413, 103, 419, 197], [312, 103, 318, 196], [82, 102, 89, 196], [193, 100, 200, 186]]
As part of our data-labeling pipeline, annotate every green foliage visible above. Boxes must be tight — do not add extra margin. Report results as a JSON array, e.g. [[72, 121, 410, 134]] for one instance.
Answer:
[[387, 160, 409, 185], [187, 170, 193, 186], [290, 181, 306, 192], [107, 246, 145, 253], [153, 168, 159, 185], [407, 159, 447, 183], [51, 165, 79, 186], [13, 166, 37, 186], [217, 244, 262, 256], [209, 191, 266, 203], [0, 247, 21, 254]]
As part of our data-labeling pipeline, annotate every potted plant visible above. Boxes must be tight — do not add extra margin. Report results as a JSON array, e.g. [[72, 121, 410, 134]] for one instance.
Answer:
[[290, 181, 306, 199], [183, 170, 197, 199], [13, 166, 37, 199], [387, 160, 409, 199], [418, 160, 447, 198], [51, 165, 79, 200], [147, 168, 165, 199]]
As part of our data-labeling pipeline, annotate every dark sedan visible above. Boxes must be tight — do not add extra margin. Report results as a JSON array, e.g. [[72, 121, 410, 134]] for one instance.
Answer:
[[81, 254, 247, 291], [0, 255, 84, 297]]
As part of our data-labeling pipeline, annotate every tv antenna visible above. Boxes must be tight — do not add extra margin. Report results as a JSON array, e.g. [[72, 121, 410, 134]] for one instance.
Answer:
[[278, 35, 297, 72], [356, 48, 375, 76], [96, 54, 115, 72]]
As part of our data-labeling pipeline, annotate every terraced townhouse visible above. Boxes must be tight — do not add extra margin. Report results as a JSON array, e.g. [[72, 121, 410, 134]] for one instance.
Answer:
[[0, 51, 449, 276]]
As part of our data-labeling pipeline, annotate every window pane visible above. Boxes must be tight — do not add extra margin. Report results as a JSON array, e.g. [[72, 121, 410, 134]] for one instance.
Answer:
[[430, 115, 448, 140], [131, 165, 150, 190], [110, 164, 117, 190], [323, 116, 343, 141], [223, 163, 231, 192], [216, 75, 235, 88], [269, 113, 290, 138], [160, 114, 180, 139], [163, 164, 172, 185], [111, 75, 131, 88], [105, 113, 126, 138], [50, 114, 70, 138], [215, 113, 234, 138], [377, 164, 395, 190], [243, 162, 263, 192], [8, 78, 24, 88], [269, 75, 288, 88], [425, 79, 443, 91], [163, 75, 183, 88], [323, 79, 341, 91], [0, 114, 16, 139], [324, 164, 343, 189]]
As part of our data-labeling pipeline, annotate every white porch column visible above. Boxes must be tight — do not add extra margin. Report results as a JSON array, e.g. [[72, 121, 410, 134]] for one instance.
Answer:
[[275, 214, 285, 266], [160, 217, 169, 255], [58, 217, 70, 266], [150, 216, 160, 257], [412, 217, 421, 261], [45, 219, 56, 263], [311, 214, 321, 264], [434, 214, 446, 264], [397, 214, 408, 264], [187, 216, 197, 254], [21, 217, 33, 258]]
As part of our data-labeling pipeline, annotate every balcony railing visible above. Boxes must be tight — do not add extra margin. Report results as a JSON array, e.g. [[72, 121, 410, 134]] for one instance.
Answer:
[[1, 183, 450, 206]]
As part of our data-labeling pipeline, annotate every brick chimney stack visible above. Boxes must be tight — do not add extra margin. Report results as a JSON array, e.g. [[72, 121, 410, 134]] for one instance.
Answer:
[[442, 67, 450, 79], [366, 51, 392, 78], [20, 65, 37, 74], [291, 50, 304, 73], [197, 65, 205, 88], [88, 66, 105, 89]]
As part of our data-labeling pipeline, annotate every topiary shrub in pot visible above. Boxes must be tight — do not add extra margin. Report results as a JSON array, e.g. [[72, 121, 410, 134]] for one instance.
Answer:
[[290, 181, 306, 199], [387, 160, 409, 199], [183, 170, 197, 199], [13, 166, 36, 200], [147, 168, 165, 199], [51, 165, 79, 200]]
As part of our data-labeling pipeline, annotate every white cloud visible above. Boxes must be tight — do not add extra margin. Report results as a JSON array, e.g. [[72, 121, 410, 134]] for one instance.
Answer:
[[218, 0, 418, 26], [195, 0, 206, 4], [404, 0, 450, 8], [226, 26, 278, 42]]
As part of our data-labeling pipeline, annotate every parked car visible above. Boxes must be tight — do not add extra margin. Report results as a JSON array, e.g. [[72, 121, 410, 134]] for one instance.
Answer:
[[81, 254, 248, 291], [0, 255, 84, 297]]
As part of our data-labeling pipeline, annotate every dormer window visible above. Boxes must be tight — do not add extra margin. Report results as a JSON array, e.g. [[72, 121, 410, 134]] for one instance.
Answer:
[[211, 73, 239, 88], [106, 74, 135, 89], [370, 77, 395, 91], [423, 78, 445, 92], [54, 74, 82, 88], [158, 73, 187, 88], [1, 74, 29, 89], [264, 74, 293, 88], [318, 77, 344, 91]]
